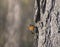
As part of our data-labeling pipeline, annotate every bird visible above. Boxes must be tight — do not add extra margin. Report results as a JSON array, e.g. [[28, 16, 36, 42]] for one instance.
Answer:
[[28, 24, 39, 34]]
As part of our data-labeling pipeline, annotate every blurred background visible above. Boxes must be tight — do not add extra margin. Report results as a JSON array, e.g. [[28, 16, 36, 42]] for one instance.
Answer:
[[0, 0, 35, 47]]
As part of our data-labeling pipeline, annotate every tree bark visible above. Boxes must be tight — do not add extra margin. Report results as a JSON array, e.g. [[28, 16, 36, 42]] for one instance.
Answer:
[[34, 0, 60, 47]]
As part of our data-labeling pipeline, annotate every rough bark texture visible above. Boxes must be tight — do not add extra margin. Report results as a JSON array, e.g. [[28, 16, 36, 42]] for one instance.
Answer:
[[34, 0, 60, 47]]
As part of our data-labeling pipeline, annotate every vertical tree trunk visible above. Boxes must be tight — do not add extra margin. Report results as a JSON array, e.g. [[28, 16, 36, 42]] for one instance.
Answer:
[[4, 0, 21, 47], [34, 0, 60, 47]]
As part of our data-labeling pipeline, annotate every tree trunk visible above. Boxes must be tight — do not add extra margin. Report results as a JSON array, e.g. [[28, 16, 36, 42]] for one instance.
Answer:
[[4, 0, 21, 47], [34, 0, 60, 47]]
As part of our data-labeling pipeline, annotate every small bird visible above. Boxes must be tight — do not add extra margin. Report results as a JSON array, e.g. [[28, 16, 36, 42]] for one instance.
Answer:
[[28, 24, 39, 42], [28, 24, 39, 34]]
